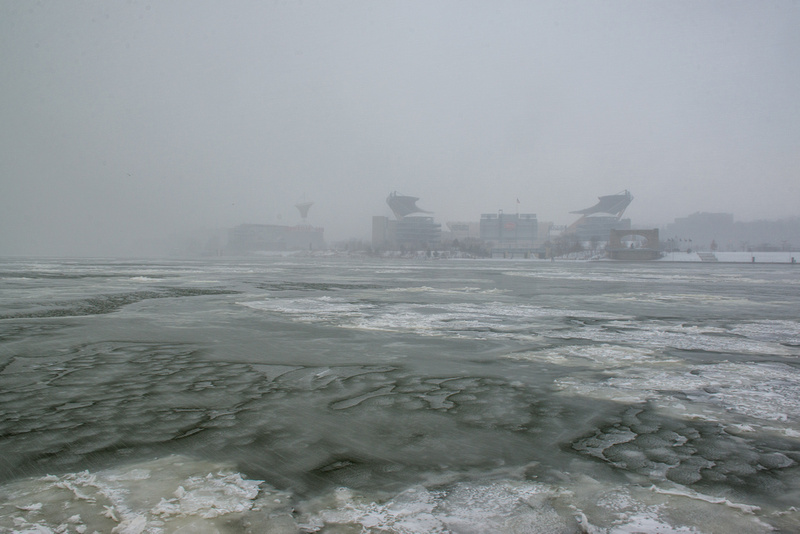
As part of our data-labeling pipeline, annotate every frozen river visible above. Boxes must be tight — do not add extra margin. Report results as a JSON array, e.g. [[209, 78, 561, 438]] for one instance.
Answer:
[[1, 256, 799, 533]]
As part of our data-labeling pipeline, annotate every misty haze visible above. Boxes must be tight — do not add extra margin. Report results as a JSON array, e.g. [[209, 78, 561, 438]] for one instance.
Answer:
[[1, 1, 799, 257], [1, 2, 800, 533]]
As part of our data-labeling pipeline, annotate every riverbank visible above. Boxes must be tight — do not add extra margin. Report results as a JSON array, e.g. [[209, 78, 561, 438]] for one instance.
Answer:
[[658, 251, 798, 263]]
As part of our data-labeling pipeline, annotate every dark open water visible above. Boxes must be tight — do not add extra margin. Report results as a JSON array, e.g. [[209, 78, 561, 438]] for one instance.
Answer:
[[1, 256, 799, 533]]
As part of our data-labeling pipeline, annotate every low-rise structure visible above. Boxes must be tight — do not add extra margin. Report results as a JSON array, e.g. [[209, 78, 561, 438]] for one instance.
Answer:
[[373, 193, 441, 250], [568, 190, 633, 242], [480, 212, 539, 257], [227, 200, 326, 254], [228, 223, 325, 253]]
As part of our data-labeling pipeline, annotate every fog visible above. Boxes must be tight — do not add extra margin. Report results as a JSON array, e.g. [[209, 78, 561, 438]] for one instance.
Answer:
[[1, 1, 798, 256]]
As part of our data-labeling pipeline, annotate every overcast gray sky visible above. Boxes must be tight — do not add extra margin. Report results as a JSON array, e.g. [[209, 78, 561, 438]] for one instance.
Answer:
[[1, 1, 798, 255]]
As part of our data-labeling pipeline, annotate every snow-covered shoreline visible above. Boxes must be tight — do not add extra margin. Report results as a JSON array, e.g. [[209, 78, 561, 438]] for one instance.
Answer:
[[658, 251, 799, 263]]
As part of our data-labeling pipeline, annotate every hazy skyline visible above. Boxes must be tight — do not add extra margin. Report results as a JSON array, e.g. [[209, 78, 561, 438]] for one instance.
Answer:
[[2, 1, 798, 256]]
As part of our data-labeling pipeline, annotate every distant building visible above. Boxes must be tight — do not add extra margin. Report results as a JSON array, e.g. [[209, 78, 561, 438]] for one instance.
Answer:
[[396, 216, 441, 248], [548, 224, 567, 240], [537, 221, 555, 245], [228, 223, 325, 253], [663, 213, 800, 252], [607, 228, 662, 260], [568, 190, 633, 242], [386, 192, 432, 220], [445, 222, 476, 238], [372, 216, 442, 250], [480, 212, 538, 257], [664, 212, 734, 251], [573, 215, 631, 242], [372, 216, 396, 249], [373, 193, 441, 250], [227, 199, 326, 254]]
